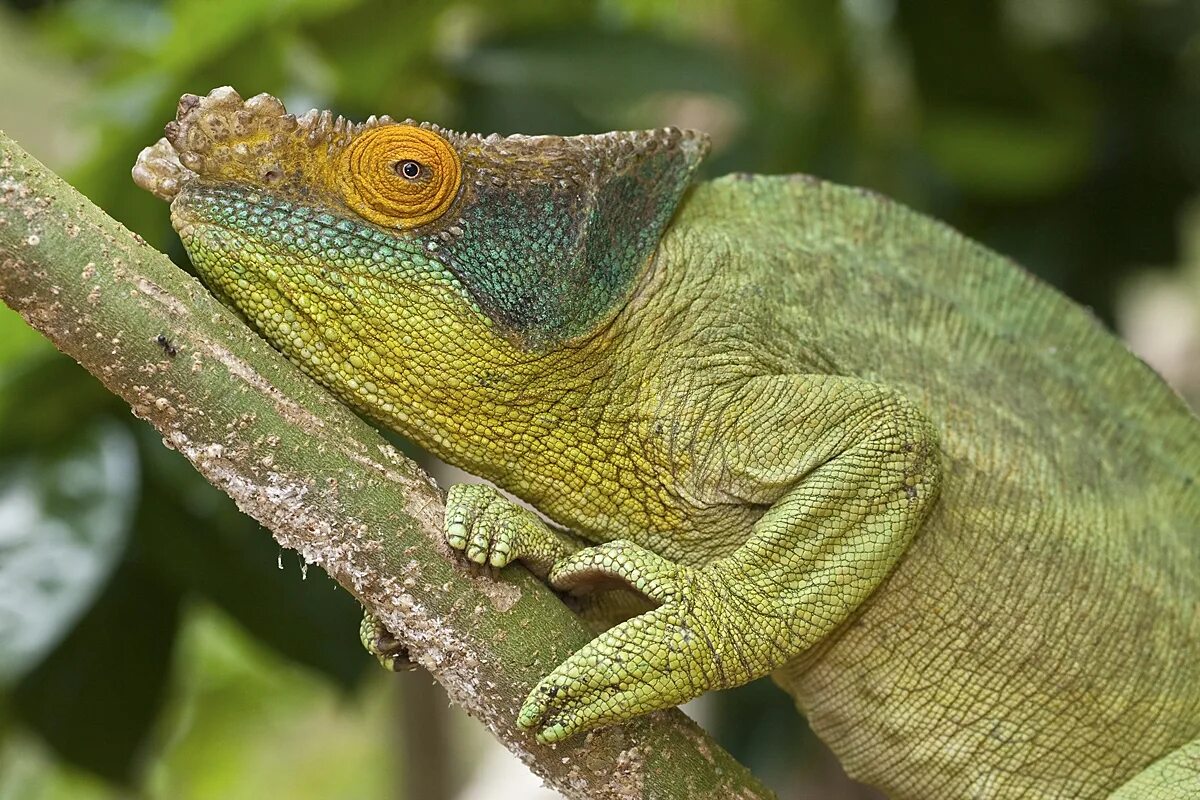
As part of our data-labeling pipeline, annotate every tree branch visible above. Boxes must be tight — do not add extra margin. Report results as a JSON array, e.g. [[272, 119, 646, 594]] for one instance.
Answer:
[[0, 130, 776, 799]]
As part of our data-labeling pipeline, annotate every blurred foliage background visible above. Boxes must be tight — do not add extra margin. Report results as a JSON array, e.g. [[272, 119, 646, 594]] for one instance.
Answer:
[[0, 1, 1198, 798]]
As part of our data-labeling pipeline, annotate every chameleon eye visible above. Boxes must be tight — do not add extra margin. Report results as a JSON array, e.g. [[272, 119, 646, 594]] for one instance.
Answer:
[[338, 125, 461, 229]]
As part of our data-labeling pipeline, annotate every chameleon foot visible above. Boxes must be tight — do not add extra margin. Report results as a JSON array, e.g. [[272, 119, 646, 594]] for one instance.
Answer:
[[444, 483, 574, 574], [516, 540, 756, 743], [359, 608, 413, 672]]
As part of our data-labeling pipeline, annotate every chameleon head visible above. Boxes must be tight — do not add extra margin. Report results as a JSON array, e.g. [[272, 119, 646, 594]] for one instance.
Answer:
[[133, 87, 707, 445]]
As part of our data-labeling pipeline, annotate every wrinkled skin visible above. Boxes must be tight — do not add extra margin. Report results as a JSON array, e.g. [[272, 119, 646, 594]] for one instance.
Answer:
[[135, 88, 1200, 799]]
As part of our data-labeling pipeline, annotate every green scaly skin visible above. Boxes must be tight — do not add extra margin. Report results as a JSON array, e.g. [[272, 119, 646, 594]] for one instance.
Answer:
[[134, 87, 1200, 799]]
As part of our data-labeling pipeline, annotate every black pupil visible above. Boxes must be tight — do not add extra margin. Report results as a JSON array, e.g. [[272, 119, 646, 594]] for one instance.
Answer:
[[399, 160, 421, 179]]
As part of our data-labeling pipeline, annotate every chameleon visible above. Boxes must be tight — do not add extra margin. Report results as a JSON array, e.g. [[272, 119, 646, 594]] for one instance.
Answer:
[[133, 87, 1200, 799]]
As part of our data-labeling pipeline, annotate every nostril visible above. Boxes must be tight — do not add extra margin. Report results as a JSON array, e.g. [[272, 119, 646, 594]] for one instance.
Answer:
[[263, 168, 282, 183]]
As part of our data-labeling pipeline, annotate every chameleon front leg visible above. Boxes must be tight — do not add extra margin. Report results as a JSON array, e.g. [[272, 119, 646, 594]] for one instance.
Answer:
[[517, 374, 942, 742], [444, 483, 581, 575], [360, 483, 579, 670], [443, 483, 654, 627]]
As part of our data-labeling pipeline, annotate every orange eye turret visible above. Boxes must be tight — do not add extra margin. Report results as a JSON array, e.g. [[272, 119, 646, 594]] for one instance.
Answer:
[[338, 125, 462, 229]]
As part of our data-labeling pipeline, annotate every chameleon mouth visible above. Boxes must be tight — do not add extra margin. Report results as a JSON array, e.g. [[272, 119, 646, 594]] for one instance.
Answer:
[[131, 134, 193, 202]]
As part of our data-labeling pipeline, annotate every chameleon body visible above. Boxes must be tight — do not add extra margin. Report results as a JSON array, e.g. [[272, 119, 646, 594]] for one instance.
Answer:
[[134, 88, 1200, 799]]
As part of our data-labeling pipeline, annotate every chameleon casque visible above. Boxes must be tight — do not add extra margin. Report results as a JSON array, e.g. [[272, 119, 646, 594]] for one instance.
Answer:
[[133, 87, 1200, 799]]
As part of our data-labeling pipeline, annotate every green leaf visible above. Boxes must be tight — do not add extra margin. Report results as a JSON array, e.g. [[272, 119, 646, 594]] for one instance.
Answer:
[[455, 30, 744, 99], [13, 555, 182, 785], [0, 305, 51, 369], [450, 30, 748, 133], [923, 110, 1092, 199], [0, 354, 122, 457], [0, 421, 139, 685]]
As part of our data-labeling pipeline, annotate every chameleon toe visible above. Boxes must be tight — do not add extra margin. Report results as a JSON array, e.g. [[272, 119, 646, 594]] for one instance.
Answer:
[[467, 531, 491, 564], [535, 724, 569, 745], [516, 696, 545, 731], [446, 521, 469, 550]]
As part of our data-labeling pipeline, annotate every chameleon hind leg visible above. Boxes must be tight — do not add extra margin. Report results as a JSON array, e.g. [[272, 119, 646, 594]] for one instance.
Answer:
[[1109, 738, 1200, 799], [360, 608, 413, 672]]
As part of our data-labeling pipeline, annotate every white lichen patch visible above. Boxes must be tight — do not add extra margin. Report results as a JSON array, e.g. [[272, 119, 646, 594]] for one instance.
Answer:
[[135, 276, 191, 319], [201, 339, 331, 435], [0, 176, 30, 202], [161, 429, 555, 775]]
